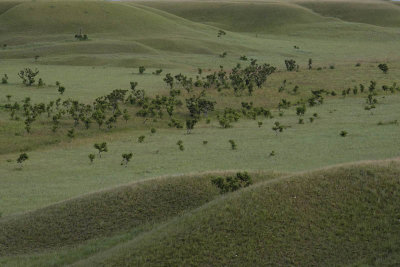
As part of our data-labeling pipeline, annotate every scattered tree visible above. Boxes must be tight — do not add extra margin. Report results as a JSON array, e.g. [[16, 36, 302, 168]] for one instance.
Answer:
[[1, 74, 8, 84], [18, 68, 39, 86], [94, 142, 108, 157], [17, 153, 29, 169], [285, 59, 297, 71], [378, 63, 388, 74], [272, 121, 284, 135], [217, 30, 226, 37], [139, 66, 146, 74], [88, 153, 95, 164], [121, 153, 133, 167], [138, 135, 145, 143], [177, 140, 184, 151], [152, 69, 163, 75]]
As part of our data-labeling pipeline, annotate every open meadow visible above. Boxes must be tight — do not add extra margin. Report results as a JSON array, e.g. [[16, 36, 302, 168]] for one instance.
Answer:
[[0, 0, 399, 265]]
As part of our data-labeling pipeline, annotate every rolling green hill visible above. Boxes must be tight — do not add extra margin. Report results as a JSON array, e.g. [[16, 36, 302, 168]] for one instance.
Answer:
[[0, 1, 213, 36], [0, 161, 399, 266], [138, 1, 334, 33], [0, 171, 278, 255], [299, 1, 400, 28], [77, 161, 400, 266]]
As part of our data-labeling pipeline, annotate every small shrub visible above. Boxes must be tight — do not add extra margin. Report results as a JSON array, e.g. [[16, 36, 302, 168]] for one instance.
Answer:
[[229, 139, 237, 150], [270, 150, 276, 157], [150, 128, 156, 134], [67, 128, 75, 138], [211, 172, 252, 194], [272, 121, 284, 135], [121, 153, 133, 167], [139, 66, 146, 74], [258, 121, 263, 128], [88, 154, 95, 164], [37, 78, 44, 87], [217, 30, 226, 37], [177, 140, 184, 151], [17, 153, 29, 168], [329, 65, 335, 70], [298, 118, 304, 124], [355, 62, 361, 67], [285, 59, 296, 71], [203, 140, 208, 145], [58, 86, 65, 95], [138, 135, 145, 143], [378, 63, 388, 74], [340, 130, 348, 137], [152, 69, 163, 75], [1, 74, 8, 84]]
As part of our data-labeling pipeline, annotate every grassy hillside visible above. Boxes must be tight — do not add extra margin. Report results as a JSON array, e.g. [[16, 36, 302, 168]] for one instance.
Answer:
[[76, 161, 400, 266], [299, 1, 400, 28], [0, 171, 278, 255], [137, 1, 333, 33], [0, 1, 208, 36]]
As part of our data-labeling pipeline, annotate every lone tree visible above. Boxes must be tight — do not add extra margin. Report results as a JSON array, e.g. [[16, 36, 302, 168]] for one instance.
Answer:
[[94, 142, 108, 158], [18, 68, 39, 86], [17, 153, 29, 169], [378, 63, 388, 74], [139, 66, 146, 74], [121, 153, 133, 167]]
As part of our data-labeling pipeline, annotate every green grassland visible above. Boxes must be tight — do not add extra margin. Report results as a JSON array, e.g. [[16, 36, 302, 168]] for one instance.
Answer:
[[0, 0, 400, 265], [1, 161, 399, 266]]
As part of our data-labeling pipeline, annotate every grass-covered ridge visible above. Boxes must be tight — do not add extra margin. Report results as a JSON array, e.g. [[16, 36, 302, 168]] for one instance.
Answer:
[[77, 160, 400, 266], [138, 1, 332, 33], [299, 1, 400, 28], [0, 171, 278, 255]]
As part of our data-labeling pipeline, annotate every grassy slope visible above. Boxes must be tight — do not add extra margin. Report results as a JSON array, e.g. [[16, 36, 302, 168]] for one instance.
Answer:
[[0, 171, 278, 255], [1, 160, 399, 266], [1, 67, 400, 216], [137, 1, 332, 33], [1, 1, 399, 67], [75, 161, 400, 266], [299, 1, 400, 28], [0, 1, 206, 35]]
